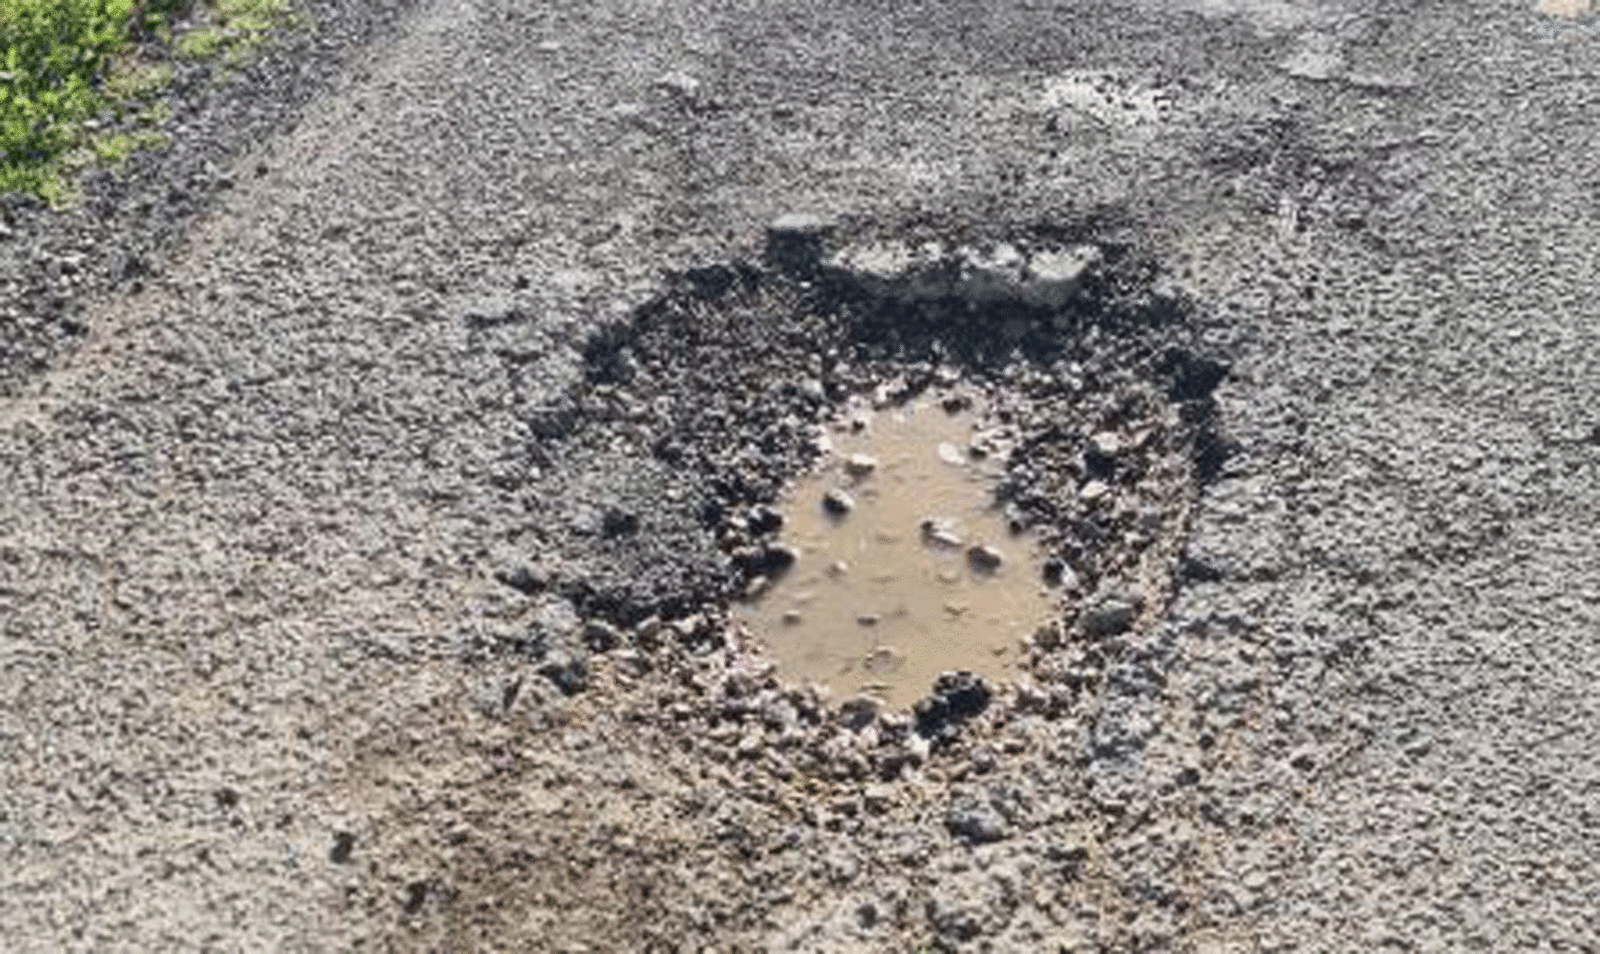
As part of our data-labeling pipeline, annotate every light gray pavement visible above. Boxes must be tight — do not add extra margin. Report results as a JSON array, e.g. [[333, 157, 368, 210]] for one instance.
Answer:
[[2, 0, 1598, 950]]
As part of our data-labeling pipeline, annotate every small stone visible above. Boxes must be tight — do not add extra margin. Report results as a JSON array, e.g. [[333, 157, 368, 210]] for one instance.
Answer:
[[937, 442, 966, 465], [745, 575, 770, 599], [863, 784, 895, 815], [1042, 557, 1066, 585], [1023, 245, 1099, 309], [966, 545, 1004, 572], [829, 242, 918, 301], [760, 544, 799, 575], [747, 505, 784, 535], [944, 800, 1009, 844], [822, 488, 855, 515], [762, 697, 801, 733], [768, 212, 829, 235], [857, 613, 880, 627], [1281, 48, 1344, 82], [1079, 479, 1111, 502], [538, 651, 587, 695], [914, 672, 992, 742], [611, 649, 647, 677], [844, 453, 879, 477], [920, 519, 964, 548], [838, 695, 881, 730], [494, 564, 547, 596], [940, 393, 972, 414], [583, 619, 621, 652], [767, 213, 832, 273], [671, 614, 706, 640], [956, 243, 1026, 306], [827, 560, 850, 577], [781, 609, 804, 625], [330, 831, 356, 864], [1081, 592, 1143, 636], [737, 729, 765, 757], [1090, 431, 1123, 457], [970, 428, 1010, 458], [906, 734, 931, 762], [872, 376, 912, 408], [863, 646, 904, 676], [1035, 622, 1066, 652], [653, 71, 706, 108]]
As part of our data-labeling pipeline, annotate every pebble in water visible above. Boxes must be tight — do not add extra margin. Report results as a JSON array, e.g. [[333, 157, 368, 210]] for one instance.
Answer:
[[736, 394, 1053, 708]]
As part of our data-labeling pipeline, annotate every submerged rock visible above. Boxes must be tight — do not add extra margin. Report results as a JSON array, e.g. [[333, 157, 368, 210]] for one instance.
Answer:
[[822, 488, 855, 515], [967, 544, 1004, 572]]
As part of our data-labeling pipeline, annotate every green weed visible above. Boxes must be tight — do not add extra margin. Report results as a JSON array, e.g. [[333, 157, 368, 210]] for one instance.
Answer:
[[1, 0, 134, 191], [175, 0, 293, 64], [0, 0, 298, 204]]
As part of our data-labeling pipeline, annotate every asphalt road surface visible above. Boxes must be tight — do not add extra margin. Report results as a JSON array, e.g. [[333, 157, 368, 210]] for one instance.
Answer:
[[2, 0, 1597, 950]]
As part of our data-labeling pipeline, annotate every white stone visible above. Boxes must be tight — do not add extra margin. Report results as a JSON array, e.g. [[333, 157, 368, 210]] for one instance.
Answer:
[[831, 243, 913, 279], [1090, 431, 1123, 457], [844, 453, 879, 477], [1023, 245, 1100, 309], [769, 212, 829, 235]]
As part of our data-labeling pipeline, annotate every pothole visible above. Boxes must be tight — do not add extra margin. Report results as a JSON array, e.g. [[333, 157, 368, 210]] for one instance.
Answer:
[[494, 213, 1230, 744], [736, 391, 1054, 710]]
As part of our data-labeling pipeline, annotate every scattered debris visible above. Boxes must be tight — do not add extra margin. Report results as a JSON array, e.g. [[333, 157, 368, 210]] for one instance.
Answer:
[[966, 544, 1005, 572], [844, 453, 879, 477], [822, 488, 855, 515]]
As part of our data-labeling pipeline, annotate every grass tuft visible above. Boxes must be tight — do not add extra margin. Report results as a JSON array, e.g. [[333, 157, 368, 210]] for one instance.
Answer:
[[0, 0, 297, 204]]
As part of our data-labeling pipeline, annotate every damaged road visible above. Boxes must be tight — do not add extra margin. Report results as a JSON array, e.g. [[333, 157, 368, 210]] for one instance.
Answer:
[[2, 0, 1599, 951]]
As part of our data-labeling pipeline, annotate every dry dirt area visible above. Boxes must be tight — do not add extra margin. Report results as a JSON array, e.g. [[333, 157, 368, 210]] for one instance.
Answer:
[[3, 0, 1599, 951]]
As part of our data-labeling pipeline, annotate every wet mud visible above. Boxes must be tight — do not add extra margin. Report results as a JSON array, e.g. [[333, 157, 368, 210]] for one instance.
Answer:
[[737, 394, 1053, 709]]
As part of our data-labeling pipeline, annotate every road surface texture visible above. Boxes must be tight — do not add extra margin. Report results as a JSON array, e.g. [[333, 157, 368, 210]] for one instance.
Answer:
[[2, 0, 1598, 951]]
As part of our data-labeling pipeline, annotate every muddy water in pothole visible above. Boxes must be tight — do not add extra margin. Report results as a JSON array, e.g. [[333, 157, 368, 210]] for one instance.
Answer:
[[738, 394, 1057, 710]]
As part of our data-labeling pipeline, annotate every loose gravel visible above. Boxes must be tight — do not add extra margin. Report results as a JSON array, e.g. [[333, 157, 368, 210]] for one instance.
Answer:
[[5, 0, 1600, 950]]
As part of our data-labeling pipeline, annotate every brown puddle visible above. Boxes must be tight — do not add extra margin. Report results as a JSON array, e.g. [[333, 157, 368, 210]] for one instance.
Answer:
[[737, 392, 1057, 710]]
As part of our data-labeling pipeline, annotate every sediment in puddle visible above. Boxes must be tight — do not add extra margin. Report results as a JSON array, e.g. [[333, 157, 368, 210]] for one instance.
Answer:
[[736, 391, 1055, 710]]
